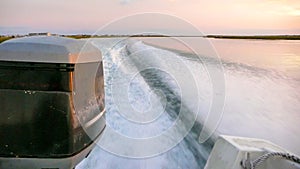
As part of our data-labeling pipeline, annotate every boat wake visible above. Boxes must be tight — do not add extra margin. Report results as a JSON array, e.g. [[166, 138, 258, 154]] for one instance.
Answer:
[[76, 38, 300, 169]]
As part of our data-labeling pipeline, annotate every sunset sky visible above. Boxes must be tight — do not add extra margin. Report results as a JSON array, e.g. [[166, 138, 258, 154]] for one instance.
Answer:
[[0, 0, 300, 35]]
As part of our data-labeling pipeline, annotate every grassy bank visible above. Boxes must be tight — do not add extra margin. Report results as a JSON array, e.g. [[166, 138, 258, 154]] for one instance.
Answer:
[[206, 35, 300, 40], [0, 36, 14, 43]]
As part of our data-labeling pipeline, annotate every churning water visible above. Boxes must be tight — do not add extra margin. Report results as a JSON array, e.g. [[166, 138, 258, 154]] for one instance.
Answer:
[[76, 38, 300, 169]]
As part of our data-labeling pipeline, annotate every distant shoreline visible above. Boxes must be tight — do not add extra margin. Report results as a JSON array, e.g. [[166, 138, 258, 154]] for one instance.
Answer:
[[205, 35, 300, 40], [1, 34, 300, 43], [66, 34, 300, 40]]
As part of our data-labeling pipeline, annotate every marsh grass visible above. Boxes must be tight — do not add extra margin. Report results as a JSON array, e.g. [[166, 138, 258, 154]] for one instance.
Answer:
[[0, 36, 14, 43], [206, 35, 300, 40]]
